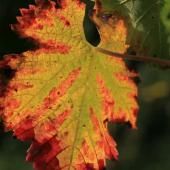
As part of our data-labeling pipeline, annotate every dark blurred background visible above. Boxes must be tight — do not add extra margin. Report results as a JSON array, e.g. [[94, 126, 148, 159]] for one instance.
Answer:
[[0, 0, 170, 170]]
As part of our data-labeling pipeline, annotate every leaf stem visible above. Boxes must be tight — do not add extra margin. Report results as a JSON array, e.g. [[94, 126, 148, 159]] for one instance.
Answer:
[[96, 47, 170, 68]]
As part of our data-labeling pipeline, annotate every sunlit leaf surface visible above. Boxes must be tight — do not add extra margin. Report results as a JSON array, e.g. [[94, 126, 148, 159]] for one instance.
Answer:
[[0, 0, 138, 169]]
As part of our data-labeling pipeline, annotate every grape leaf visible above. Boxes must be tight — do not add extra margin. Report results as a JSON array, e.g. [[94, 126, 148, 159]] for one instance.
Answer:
[[0, 0, 138, 169], [100, 0, 170, 59]]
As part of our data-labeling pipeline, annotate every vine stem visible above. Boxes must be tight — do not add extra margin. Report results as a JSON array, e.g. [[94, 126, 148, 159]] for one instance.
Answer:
[[96, 47, 170, 68]]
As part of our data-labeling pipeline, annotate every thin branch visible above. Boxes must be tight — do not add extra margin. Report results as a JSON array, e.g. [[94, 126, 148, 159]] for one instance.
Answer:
[[96, 47, 170, 68]]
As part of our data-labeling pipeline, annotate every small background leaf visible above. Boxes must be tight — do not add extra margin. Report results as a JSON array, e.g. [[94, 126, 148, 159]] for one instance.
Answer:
[[100, 0, 170, 59]]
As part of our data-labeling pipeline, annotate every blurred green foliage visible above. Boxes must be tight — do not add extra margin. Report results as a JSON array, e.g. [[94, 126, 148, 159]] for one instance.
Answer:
[[161, 0, 170, 32], [0, 0, 170, 170]]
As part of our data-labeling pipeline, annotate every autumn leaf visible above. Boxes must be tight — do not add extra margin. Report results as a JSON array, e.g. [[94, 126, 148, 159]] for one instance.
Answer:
[[0, 0, 138, 169]]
